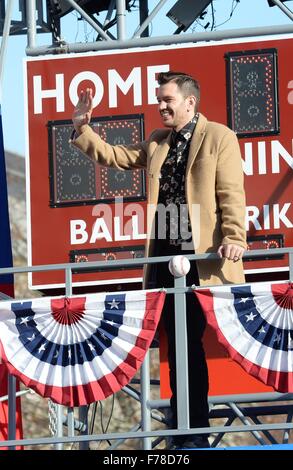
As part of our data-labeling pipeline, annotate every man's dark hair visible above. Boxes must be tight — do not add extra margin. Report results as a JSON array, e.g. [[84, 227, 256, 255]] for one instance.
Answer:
[[157, 71, 200, 103]]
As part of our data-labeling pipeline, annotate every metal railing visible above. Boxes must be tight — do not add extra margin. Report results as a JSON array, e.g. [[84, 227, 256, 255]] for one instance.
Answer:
[[0, 247, 292, 449]]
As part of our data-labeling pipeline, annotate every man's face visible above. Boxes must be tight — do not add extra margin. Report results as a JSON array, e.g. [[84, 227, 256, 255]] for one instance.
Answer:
[[157, 81, 195, 132]]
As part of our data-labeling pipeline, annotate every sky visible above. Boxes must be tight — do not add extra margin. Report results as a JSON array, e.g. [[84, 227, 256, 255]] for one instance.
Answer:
[[1, 0, 292, 156]]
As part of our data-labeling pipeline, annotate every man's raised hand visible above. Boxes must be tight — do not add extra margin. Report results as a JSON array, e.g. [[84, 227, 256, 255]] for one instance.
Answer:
[[72, 88, 93, 135]]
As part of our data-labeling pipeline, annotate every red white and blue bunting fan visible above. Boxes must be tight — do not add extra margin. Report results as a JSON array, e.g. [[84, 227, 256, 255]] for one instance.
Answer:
[[194, 282, 293, 392], [0, 289, 165, 406]]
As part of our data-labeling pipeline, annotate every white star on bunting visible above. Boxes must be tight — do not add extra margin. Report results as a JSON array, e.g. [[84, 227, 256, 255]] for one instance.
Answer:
[[239, 297, 251, 303], [87, 342, 95, 351], [38, 343, 46, 353], [273, 333, 282, 344], [258, 326, 266, 334], [108, 299, 120, 309], [245, 312, 257, 322]]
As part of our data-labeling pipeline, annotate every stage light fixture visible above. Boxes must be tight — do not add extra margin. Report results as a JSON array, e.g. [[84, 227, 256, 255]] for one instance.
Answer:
[[166, 0, 213, 32], [48, 0, 132, 18]]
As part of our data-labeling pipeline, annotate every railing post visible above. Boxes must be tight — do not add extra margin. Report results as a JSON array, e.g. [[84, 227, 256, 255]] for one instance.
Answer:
[[55, 404, 64, 450], [65, 268, 75, 448], [8, 374, 16, 450], [65, 268, 72, 297], [78, 406, 89, 450], [140, 352, 152, 450], [173, 274, 190, 431], [67, 407, 75, 441], [289, 252, 293, 282]]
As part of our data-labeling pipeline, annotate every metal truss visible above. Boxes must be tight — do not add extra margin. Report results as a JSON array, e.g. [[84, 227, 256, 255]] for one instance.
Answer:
[[1, 1, 293, 57]]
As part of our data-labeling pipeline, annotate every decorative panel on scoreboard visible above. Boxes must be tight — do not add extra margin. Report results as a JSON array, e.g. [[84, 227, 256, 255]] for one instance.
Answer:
[[226, 49, 279, 137], [69, 245, 145, 273], [48, 114, 145, 207], [246, 234, 284, 261]]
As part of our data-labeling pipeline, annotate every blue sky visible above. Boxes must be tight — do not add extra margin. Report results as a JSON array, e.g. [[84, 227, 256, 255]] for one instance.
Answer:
[[1, 0, 292, 156]]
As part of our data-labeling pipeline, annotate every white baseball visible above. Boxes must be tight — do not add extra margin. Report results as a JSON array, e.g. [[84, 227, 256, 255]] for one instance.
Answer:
[[168, 255, 191, 278]]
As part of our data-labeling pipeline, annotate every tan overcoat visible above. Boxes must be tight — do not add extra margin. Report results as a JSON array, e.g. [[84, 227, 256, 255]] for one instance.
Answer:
[[72, 113, 246, 287]]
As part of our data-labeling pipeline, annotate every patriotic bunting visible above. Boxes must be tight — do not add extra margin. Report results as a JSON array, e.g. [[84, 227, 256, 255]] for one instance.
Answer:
[[0, 290, 165, 406], [194, 282, 293, 392]]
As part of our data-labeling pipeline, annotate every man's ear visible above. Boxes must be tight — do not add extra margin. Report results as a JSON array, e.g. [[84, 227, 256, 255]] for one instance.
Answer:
[[188, 95, 197, 108]]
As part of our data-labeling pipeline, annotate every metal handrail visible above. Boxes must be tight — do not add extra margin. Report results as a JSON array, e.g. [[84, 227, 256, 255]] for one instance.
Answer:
[[0, 247, 292, 279], [0, 247, 292, 450]]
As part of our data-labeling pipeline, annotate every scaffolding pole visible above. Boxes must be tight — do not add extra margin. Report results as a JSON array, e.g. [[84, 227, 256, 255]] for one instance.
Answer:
[[26, 23, 293, 55], [270, 0, 293, 21], [0, 0, 14, 90]]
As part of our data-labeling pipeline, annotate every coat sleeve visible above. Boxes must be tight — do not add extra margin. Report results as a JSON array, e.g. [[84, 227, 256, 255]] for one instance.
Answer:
[[70, 125, 148, 170], [216, 130, 247, 249]]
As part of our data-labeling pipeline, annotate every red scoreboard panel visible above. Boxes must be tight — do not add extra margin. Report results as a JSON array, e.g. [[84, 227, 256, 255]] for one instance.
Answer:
[[25, 35, 293, 290]]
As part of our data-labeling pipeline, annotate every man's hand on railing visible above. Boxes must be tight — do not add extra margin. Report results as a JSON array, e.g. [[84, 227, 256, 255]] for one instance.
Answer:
[[217, 244, 245, 263]]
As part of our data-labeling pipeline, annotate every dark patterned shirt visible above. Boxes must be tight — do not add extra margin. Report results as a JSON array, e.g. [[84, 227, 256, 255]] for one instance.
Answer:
[[157, 114, 198, 245]]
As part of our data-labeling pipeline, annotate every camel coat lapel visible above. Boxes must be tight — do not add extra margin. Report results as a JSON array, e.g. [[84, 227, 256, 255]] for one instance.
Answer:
[[186, 117, 206, 179]]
